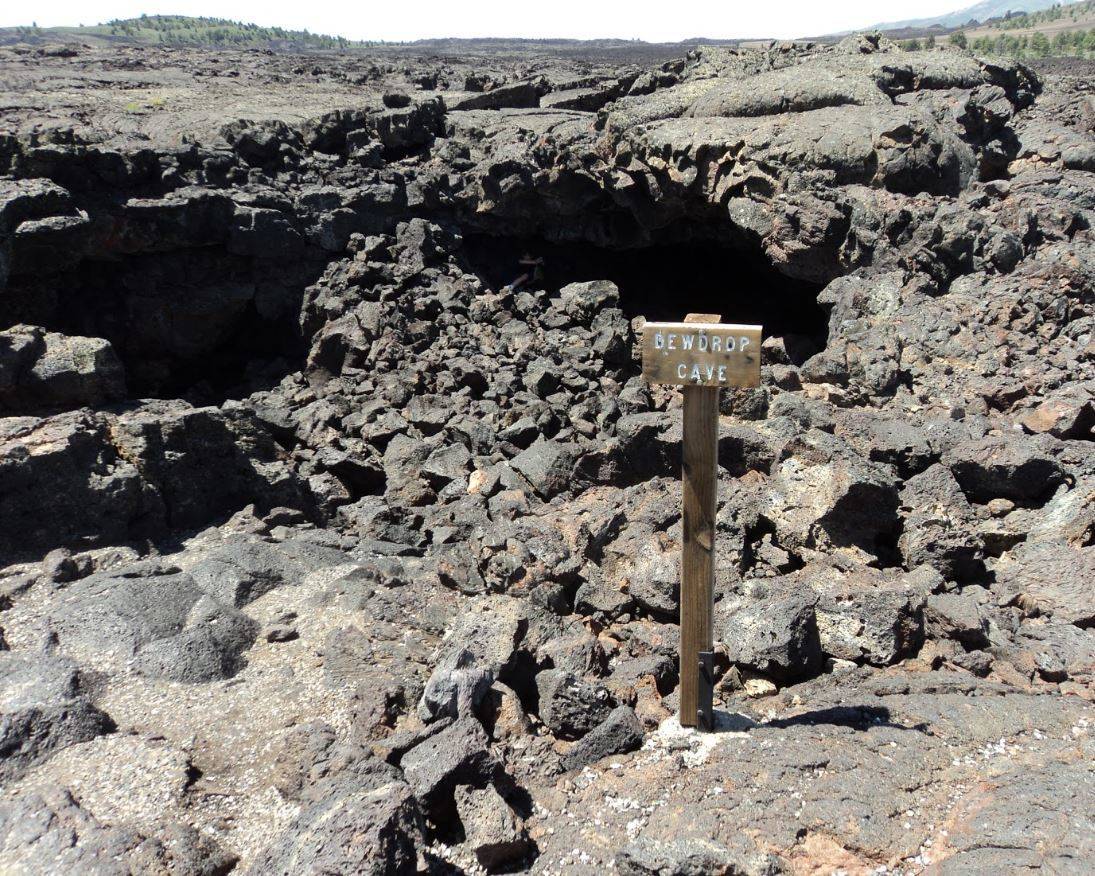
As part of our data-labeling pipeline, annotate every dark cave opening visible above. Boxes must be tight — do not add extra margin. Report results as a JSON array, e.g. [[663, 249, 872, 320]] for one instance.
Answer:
[[4, 246, 323, 406], [3, 225, 832, 413], [461, 233, 829, 355]]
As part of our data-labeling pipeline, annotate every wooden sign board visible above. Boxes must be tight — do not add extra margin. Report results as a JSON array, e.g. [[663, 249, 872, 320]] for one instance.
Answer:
[[639, 314, 764, 732], [641, 322, 762, 388]]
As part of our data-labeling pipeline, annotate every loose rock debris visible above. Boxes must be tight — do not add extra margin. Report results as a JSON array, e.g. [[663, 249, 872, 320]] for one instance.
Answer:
[[0, 31, 1093, 874]]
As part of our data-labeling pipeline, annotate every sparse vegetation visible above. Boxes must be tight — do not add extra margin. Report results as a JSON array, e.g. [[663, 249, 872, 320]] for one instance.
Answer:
[[886, 1, 1095, 59], [102, 15, 374, 48], [990, 0, 1095, 31], [26, 14, 379, 50], [123, 96, 167, 112], [954, 0, 1095, 57], [961, 26, 1095, 56], [895, 1, 1095, 58]]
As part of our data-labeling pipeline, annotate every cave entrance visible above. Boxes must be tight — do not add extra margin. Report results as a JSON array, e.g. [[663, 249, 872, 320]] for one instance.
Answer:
[[461, 234, 828, 361], [6, 246, 326, 405]]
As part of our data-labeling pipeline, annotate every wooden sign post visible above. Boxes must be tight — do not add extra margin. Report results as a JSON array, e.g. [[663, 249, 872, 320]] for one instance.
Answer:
[[641, 314, 762, 730]]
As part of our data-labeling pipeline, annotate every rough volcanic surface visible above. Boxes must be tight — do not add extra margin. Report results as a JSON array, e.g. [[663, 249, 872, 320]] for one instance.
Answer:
[[1, 33, 1093, 875]]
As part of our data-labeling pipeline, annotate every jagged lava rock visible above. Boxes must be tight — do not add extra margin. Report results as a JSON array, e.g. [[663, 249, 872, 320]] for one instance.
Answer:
[[454, 784, 530, 871], [0, 652, 113, 782], [0, 34, 1093, 876], [0, 325, 125, 413]]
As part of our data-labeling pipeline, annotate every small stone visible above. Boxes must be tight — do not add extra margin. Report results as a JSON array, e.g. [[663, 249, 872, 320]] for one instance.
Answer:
[[811, 565, 932, 665], [945, 434, 1067, 503], [454, 784, 530, 871], [743, 676, 778, 698], [382, 92, 412, 108], [0, 652, 113, 782], [401, 717, 499, 813], [369, 717, 454, 766], [509, 440, 580, 499], [993, 542, 1095, 626], [251, 763, 423, 873], [264, 507, 308, 526], [417, 648, 493, 723], [716, 664, 743, 693], [467, 467, 500, 496], [41, 548, 78, 584], [574, 580, 633, 618], [561, 706, 644, 771], [535, 669, 614, 740], [481, 681, 532, 742], [925, 591, 990, 649], [951, 649, 993, 677], [266, 625, 299, 643], [0, 326, 125, 412], [717, 581, 822, 681], [1019, 387, 1094, 439], [899, 464, 984, 581]]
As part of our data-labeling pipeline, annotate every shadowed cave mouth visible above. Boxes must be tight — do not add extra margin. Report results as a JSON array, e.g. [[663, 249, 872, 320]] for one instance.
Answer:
[[10, 245, 326, 405], [461, 234, 829, 361]]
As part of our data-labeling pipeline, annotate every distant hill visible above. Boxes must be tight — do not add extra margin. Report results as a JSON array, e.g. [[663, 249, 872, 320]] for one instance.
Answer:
[[0, 14, 377, 50], [7, 7, 1089, 63], [870, 0, 1083, 31], [965, 0, 1095, 33], [0, 17, 725, 62], [378, 36, 704, 60], [0, 16, 734, 60], [959, 0, 1095, 56], [884, 1, 1095, 59]]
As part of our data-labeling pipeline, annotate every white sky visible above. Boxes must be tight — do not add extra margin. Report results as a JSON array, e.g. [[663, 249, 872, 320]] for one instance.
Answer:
[[7, 1, 968, 42]]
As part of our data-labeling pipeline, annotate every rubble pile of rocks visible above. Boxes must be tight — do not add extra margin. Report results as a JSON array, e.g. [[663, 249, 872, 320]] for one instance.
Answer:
[[0, 33, 1092, 873]]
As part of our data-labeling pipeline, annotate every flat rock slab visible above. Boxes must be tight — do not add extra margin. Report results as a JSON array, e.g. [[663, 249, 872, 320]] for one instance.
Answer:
[[525, 670, 1095, 873]]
